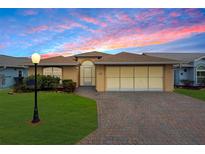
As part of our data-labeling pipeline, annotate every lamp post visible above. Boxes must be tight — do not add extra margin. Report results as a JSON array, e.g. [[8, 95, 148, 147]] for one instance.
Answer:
[[31, 53, 41, 123]]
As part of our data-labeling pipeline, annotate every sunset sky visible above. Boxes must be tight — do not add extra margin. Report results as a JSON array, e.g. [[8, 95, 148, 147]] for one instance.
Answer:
[[0, 8, 205, 58]]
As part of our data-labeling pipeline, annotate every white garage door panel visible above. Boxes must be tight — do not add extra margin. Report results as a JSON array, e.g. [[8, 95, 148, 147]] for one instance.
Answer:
[[120, 78, 134, 91], [135, 78, 148, 91], [135, 66, 148, 77], [149, 78, 163, 91], [149, 66, 163, 77], [120, 67, 134, 91], [121, 67, 134, 77], [148, 66, 163, 91], [106, 67, 120, 77], [106, 78, 120, 91]]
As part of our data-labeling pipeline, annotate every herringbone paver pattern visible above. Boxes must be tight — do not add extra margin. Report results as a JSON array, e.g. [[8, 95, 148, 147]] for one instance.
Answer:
[[76, 87, 205, 145]]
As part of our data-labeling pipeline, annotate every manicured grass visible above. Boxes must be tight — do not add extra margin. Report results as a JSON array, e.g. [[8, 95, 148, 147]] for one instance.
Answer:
[[175, 88, 205, 101], [0, 90, 97, 144]]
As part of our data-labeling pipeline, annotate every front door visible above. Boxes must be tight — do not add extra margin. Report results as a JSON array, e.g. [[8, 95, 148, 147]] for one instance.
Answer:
[[83, 67, 92, 86], [80, 60, 95, 86]]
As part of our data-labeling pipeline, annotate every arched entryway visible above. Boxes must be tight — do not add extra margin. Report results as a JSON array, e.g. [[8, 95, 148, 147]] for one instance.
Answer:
[[80, 60, 95, 86]]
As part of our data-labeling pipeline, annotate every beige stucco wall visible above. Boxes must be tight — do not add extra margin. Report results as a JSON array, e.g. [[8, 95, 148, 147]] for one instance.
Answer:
[[62, 66, 79, 87], [77, 57, 99, 64], [164, 64, 174, 92], [28, 66, 79, 87], [95, 65, 105, 92]]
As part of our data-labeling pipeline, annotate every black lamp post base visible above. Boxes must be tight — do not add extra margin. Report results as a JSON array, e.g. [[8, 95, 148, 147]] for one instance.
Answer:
[[31, 118, 40, 123]]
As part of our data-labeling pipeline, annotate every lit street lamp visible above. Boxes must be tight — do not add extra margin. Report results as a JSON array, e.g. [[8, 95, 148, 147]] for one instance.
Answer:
[[31, 53, 41, 123]]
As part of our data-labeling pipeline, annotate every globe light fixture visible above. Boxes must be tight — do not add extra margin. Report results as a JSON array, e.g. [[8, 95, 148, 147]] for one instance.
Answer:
[[31, 53, 41, 64]]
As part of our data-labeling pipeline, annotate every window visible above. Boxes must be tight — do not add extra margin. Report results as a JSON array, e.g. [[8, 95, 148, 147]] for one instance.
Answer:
[[18, 70, 23, 78], [197, 65, 205, 85], [197, 66, 205, 71], [43, 67, 62, 79]]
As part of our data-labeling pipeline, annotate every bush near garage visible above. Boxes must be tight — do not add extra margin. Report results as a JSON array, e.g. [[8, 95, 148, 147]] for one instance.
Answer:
[[62, 79, 76, 92]]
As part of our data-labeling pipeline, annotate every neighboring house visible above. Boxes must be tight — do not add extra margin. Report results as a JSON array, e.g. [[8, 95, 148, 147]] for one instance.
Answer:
[[145, 53, 205, 86], [0, 55, 29, 88], [26, 51, 179, 92]]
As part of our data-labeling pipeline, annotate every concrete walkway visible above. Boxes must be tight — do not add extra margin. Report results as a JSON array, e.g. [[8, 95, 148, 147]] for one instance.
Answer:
[[76, 87, 205, 144]]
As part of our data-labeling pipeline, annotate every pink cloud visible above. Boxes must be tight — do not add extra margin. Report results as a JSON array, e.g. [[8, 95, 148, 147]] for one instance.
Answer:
[[0, 44, 5, 49], [76, 14, 107, 27], [116, 13, 135, 24], [170, 12, 180, 17], [55, 22, 86, 32], [41, 52, 62, 59], [27, 25, 49, 34], [184, 9, 203, 17], [61, 23, 205, 52], [25, 20, 88, 35], [81, 16, 99, 24], [103, 15, 113, 23], [136, 9, 164, 20], [41, 51, 74, 59], [103, 13, 135, 25]]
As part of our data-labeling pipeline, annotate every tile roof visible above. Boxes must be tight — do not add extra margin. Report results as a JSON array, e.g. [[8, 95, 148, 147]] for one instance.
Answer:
[[145, 53, 205, 63], [1, 51, 182, 67], [74, 51, 110, 58], [26, 56, 79, 66], [95, 52, 180, 65], [0, 55, 29, 68]]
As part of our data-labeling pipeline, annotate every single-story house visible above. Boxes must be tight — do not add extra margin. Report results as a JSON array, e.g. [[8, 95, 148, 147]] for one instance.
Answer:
[[0, 55, 29, 88], [26, 51, 179, 92], [145, 53, 205, 86]]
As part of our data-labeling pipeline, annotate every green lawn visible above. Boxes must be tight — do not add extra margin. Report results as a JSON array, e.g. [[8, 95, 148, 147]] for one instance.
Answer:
[[0, 90, 97, 145], [175, 88, 205, 101]]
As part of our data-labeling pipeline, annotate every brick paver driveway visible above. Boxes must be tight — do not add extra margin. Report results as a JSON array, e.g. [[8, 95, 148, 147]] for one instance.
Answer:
[[76, 87, 205, 144]]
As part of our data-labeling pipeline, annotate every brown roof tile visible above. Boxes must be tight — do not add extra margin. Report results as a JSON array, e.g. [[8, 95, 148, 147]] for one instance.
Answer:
[[0, 55, 29, 68], [145, 53, 205, 63], [95, 52, 180, 65], [74, 51, 110, 58], [26, 56, 79, 66]]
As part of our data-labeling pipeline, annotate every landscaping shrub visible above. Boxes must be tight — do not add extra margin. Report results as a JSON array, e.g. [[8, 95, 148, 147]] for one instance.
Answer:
[[13, 75, 60, 92], [40, 75, 60, 90], [180, 80, 194, 86], [201, 78, 205, 85], [14, 77, 24, 85], [13, 75, 77, 93], [62, 79, 76, 92], [13, 81, 28, 93], [13, 77, 27, 93]]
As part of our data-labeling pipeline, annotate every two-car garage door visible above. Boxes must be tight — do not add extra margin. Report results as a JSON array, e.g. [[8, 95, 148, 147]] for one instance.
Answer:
[[106, 66, 164, 91]]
